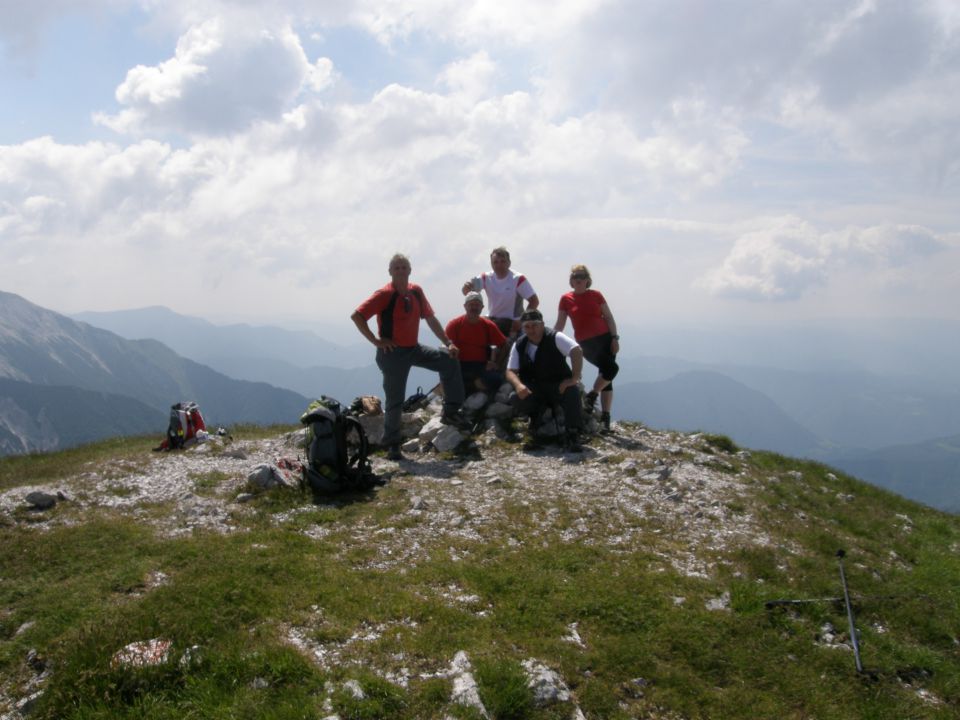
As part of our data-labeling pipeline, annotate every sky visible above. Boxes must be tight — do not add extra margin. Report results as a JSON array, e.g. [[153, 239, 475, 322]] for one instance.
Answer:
[[1, 0, 959, 343]]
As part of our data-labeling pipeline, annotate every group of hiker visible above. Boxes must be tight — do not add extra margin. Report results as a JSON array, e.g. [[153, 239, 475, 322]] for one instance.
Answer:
[[350, 247, 620, 459]]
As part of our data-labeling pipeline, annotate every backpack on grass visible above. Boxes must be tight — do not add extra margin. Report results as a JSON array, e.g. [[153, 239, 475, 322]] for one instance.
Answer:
[[156, 401, 206, 451], [300, 396, 379, 494]]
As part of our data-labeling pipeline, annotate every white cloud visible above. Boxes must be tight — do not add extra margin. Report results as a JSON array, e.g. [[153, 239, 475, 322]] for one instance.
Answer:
[[0, 51, 755, 323], [94, 17, 333, 137], [528, 1, 960, 192], [305, 56, 337, 92], [700, 218, 947, 301], [338, 0, 597, 46], [437, 51, 496, 103]]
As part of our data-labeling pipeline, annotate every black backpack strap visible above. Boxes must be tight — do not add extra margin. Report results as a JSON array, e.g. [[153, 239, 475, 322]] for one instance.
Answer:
[[343, 416, 370, 472], [379, 291, 399, 340], [379, 287, 425, 341]]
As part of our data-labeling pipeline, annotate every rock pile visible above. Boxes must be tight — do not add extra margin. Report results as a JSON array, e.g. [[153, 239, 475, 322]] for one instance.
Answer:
[[357, 385, 607, 450]]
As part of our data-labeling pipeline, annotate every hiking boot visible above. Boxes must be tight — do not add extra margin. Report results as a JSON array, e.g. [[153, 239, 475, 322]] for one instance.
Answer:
[[440, 408, 472, 431], [386, 444, 404, 461], [565, 432, 583, 453], [583, 390, 598, 413], [496, 419, 521, 443], [522, 437, 544, 452], [600, 412, 612, 433], [527, 417, 539, 436]]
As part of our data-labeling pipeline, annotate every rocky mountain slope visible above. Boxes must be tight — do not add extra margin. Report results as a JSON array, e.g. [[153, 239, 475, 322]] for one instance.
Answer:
[[0, 378, 161, 455], [2, 419, 958, 718], [0, 291, 310, 454]]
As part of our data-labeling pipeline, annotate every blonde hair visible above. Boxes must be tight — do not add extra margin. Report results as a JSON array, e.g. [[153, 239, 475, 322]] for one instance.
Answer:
[[569, 264, 592, 288]]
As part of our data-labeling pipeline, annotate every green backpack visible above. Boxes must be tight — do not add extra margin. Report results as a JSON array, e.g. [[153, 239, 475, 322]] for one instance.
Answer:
[[300, 397, 378, 494]]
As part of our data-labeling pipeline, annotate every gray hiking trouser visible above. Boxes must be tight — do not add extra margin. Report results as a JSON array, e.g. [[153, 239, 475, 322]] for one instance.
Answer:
[[376, 345, 465, 446]]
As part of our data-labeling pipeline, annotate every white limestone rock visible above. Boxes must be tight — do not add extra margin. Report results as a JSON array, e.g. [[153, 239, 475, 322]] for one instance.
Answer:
[[448, 651, 489, 718], [419, 416, 466, 452], [247, 464, 294, 491], [358, 412, 423, 446], [522, 658, 571, 705]]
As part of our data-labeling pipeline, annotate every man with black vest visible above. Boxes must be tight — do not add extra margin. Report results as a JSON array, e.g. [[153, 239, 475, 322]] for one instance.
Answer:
[[351, 253, 467, 460], [505, 309, 584, 451]]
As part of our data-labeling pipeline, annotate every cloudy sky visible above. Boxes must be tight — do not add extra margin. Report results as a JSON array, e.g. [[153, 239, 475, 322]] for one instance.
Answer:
[[1, 0, 958, 339]]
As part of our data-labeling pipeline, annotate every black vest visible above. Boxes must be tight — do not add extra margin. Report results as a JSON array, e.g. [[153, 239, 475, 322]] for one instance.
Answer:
[[516, 329, 572, 385]]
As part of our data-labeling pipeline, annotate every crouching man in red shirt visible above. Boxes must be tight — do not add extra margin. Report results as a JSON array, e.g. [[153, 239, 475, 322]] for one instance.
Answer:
[[445, 291, 507, 394]]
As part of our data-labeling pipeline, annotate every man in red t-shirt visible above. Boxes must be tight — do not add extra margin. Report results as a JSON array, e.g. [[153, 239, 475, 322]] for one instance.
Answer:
[[445, 291, 507, 393], [351, 253, 468, 460]]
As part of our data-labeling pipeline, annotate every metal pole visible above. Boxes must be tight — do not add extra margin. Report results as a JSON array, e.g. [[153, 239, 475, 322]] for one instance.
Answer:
[[836, 550, 863, 673]]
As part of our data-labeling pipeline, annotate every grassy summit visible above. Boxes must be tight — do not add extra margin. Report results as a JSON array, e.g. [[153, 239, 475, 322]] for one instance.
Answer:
[[1, 423, 958, 719]]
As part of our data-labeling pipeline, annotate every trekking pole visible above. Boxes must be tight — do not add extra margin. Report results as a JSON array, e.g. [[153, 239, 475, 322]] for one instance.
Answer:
[[836, 550, 863, 673]]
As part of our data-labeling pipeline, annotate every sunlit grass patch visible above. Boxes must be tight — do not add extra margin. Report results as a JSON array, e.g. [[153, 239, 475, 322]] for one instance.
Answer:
[[188, 469, 233, 496], [0, 434, 158, 492]]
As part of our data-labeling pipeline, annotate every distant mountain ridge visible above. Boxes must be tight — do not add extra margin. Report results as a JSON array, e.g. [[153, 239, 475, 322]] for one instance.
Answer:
[[615, 371, 823, 458], [0, 291, 310, 454], [73, 305, 437, 402], [616, 355, 960, 451], [825, 433, 960, 513], [73, 306, 372, 369], [0, 378, 161, 455]]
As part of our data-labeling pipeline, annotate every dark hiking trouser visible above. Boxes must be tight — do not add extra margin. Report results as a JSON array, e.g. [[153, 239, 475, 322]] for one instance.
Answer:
[[512, 381, 582, 434], [376, 345, 465, 446], [490, 316, 516, 372], [579, 332, 619, 389], [460, 361, 504, 394]]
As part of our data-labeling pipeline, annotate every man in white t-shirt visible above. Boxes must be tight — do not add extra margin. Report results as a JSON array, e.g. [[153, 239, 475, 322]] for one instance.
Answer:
[[505, 310, 583, 452], [462, 246, 539, 369]]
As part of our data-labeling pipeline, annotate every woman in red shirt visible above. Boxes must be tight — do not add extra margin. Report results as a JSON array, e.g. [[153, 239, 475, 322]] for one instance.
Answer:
[[555, 264, 620, 432]]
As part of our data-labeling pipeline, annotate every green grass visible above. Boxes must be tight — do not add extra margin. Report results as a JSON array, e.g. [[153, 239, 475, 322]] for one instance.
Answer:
[[0, 434, 158, 492], [1, 427, 959, 718], [190, 470, 233, 496], [701, 432, 740, 454]]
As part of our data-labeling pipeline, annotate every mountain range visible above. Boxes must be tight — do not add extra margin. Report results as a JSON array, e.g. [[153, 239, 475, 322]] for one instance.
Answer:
[[0, 291, 309, 454], [821, 433, 960, 513], [614, 371, 823, 458], [73, 306, 373, 369]]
